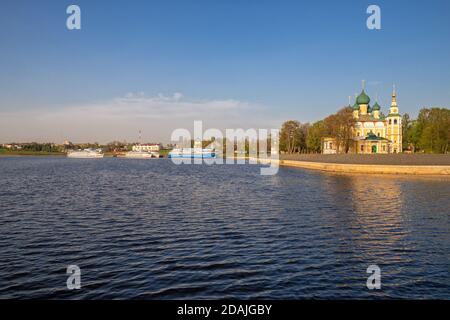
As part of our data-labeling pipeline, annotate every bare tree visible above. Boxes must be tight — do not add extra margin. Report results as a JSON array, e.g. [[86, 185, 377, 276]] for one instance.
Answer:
[[323, 107, 355, 153]]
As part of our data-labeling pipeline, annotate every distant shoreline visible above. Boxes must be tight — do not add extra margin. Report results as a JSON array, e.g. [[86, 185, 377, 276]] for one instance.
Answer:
[[0, 151, 169, 158], [2, 152, 450, 175], [0, 150, 65, 157]]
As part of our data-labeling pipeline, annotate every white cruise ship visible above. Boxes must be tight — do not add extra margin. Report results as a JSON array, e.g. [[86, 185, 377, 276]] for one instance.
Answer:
[[168, 147, 215, 158], [67, 149, 104, 158], [168, 139, 216, 159], [124, 151, 153, 159]]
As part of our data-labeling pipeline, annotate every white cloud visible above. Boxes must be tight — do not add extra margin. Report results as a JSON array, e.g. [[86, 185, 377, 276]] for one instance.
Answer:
[[0, 93, 282, 143]]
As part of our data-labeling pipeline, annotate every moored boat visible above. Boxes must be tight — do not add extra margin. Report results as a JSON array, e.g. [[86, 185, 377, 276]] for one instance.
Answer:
[[168, 148, 216, 158], [67, 149, 104, 158], [124, 151, 153, 159]]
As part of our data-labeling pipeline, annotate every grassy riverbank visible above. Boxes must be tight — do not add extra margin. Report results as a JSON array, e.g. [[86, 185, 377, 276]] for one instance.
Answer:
[[0, 149, 65, 156]]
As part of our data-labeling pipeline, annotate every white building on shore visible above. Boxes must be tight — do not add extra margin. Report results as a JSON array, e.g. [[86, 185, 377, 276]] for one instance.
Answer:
[[132, 144, 161, 152]]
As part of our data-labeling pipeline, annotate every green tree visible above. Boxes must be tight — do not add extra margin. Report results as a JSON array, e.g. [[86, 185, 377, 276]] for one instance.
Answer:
[[280, 120, 300, 154], [415, 108, 450, 153], [280, 120, 309, 154], [306, 120, 325, 153], [402, 113, 416, 152]]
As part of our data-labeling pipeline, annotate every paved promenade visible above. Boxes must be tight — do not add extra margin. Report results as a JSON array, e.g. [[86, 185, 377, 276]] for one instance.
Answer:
[[280, 154, 450, 166]]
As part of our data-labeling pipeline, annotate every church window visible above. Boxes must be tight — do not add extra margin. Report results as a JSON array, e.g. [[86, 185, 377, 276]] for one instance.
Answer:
[[360, 145, 364, 152], [377, 132, 380, 137], [389, 119, 392, 124], [394, 119, 398, 125]]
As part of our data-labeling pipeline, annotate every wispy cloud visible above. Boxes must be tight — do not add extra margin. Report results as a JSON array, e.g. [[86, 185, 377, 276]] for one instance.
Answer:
[[0, 93, 282, 143]]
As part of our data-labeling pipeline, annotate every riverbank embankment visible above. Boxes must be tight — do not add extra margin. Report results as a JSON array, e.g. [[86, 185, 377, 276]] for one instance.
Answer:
[[259, 154, 450, 175]]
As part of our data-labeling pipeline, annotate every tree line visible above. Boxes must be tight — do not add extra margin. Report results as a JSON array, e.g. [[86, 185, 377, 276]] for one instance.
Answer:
[[280, 107, 355, 154], [402, 108, 450, 154], [280, 107, 449, 154]]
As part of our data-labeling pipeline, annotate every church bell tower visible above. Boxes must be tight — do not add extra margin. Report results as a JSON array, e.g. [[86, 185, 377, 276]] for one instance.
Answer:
[[386, 85, 402, 153]]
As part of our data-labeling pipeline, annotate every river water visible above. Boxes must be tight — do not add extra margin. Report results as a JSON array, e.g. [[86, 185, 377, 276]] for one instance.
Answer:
[[0, 157, 449, 299]]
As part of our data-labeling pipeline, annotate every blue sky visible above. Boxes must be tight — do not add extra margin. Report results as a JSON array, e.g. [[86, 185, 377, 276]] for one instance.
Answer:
[[0, 0, 449, 142]]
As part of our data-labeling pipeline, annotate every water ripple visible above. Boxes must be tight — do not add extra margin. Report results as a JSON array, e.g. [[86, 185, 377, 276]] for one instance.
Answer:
[[0, 157, 449, 299]]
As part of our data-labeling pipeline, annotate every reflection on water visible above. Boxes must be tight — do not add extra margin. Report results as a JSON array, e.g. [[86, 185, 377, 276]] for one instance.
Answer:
[[0, 157, 449, 299], [319, 172, 449, 298]]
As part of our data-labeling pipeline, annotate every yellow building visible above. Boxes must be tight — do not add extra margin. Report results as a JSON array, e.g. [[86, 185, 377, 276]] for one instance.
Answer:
[[323, 84, 402, 154]]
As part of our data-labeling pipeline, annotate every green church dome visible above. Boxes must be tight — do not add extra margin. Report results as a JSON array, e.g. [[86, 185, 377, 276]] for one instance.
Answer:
[[372, 102, 381, 111], [356, 90, 370, 105], [352, 101, 360, 110]]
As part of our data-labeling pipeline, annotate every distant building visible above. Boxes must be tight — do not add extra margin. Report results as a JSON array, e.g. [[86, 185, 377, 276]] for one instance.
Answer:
[[132, 144, 161, 152], [193, 140, 202, 149], [2, 144, 22, 150], [322, 137, 337, 154], [62, 140, 74, 149], [323, 85, 402, 154]]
